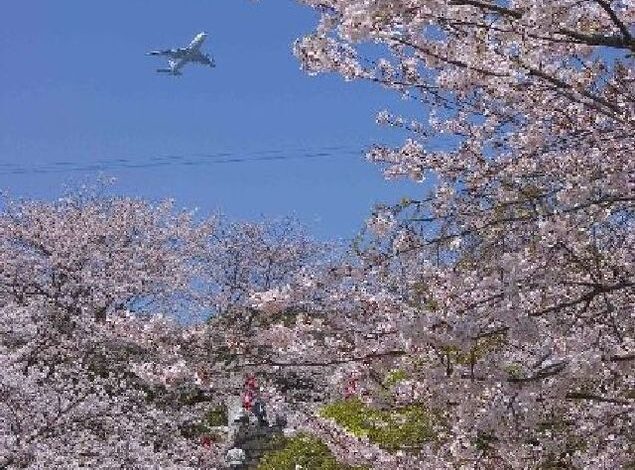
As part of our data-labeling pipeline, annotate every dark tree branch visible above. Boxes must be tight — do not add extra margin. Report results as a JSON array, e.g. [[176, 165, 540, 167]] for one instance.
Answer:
[[593, 0, 632, 41], [448, 0, 522, 19], [565, 392, 631, 405]]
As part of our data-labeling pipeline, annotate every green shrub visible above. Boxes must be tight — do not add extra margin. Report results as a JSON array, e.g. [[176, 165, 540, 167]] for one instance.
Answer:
[[205, 404, 228, 427], [383, 369, 409, 388], [180, 404, 227, 439], [319, 398, 435, 452], [257, 433, 367, 470]]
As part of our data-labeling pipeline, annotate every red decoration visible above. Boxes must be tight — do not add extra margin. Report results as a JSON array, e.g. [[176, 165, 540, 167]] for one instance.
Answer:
[[343, 377, 358, 399], [242, 390, 254, 410], [199, 435, 214, 448], [242, 374, 258, 410]]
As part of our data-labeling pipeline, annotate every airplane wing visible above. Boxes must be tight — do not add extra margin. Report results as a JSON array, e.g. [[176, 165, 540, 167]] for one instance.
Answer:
[[190, 52, 215, 67], [156, 57, 188, 75], [146, 48, 188, 59], [170, 57, 188, 72]]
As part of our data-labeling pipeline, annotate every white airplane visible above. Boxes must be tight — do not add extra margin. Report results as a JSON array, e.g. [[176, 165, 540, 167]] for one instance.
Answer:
[[146, 32, 215, 76]]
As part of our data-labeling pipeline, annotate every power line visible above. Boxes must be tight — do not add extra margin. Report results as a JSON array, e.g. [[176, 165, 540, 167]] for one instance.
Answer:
[[0, 146, 365, 176]]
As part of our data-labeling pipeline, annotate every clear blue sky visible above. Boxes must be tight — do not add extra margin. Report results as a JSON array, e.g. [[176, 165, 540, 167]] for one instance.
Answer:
[[0, 0, 422, 239]]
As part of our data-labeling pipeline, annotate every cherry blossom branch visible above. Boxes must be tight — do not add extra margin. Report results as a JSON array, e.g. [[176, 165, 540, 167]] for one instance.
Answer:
[[220, 349, 408, 372], [565, 392, 632, 406], [528, 280, 633, 317], [593, 0, 632, 41], [393, 37, 509, 78], [448, 0, 522, 19]]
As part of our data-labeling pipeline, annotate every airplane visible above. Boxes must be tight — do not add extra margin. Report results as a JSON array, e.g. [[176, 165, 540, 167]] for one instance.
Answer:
[[146, 32, 215, 76]]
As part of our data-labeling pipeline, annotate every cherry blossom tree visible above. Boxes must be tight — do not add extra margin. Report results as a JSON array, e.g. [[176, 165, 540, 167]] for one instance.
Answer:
[[0, 189, 350, 468], [0, 193, 223, 468], [203, 217, 325, 314], [288, 1, 634, 467]]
